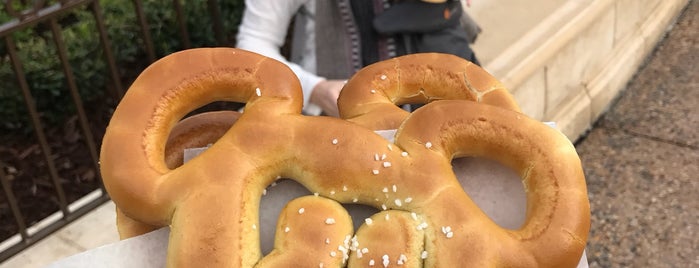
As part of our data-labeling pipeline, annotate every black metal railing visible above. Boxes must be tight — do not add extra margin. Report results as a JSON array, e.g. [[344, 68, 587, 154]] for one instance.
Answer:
[[0, 0, 237, 262]]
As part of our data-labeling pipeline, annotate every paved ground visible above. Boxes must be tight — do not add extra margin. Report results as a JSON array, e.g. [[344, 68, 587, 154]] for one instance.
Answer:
[[575, 1, 698, 267]]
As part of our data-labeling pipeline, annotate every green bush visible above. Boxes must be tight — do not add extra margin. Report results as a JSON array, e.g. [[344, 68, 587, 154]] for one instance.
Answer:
[[0, 0, 245, 132]]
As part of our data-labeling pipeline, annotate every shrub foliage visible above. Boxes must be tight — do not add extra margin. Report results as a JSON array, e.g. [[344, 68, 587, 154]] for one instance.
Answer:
[[0, 0, 245, 132]]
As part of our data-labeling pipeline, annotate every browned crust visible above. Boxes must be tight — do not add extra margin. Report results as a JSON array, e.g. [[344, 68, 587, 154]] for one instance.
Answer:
[[338, 53, 521, 130], [100, 49, 589, 267]]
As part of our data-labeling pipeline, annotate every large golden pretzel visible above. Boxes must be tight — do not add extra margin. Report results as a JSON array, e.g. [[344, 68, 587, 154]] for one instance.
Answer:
[[100, 48, 589, 267]]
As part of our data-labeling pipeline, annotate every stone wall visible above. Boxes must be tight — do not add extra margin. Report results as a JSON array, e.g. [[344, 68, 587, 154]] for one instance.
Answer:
[[485, 0, 689, 141]]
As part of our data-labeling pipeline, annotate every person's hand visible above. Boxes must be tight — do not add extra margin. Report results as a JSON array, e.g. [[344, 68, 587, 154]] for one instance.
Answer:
[[310, 79, 345, 117]]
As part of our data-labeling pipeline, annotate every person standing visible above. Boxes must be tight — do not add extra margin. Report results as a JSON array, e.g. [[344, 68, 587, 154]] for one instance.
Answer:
[[236, 0, 481, 116]]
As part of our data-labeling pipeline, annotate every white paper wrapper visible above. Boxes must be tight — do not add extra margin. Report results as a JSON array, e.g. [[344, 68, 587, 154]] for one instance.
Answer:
[[49, 128, 588, 267]]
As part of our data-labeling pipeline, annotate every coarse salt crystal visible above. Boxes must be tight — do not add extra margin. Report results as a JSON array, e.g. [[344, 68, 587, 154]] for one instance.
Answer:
[[381, 204, 387, 210], [380, 75, 387, 80], [421, 251, 428, 259], [370, 89, 376, 94], [382, 187, 389, 193], [285, 226, 290, 233], [299, 208, 305, 214], [385, 214, 390, 220], [394, 199, 402, 207], [383, 161, 391, 168], [343, 185, 348, 191], [404, 197, 413, 203], [401, 151, 408, 157], [326, 218, 336, 224], [399, 254, 408, 264], [326, 238, 331, 244], [330, 251, 337, 257], [255, 87, 261, 96], [369, 259, 375, 266], [365, 218, 373, 225], [332, 138, 339, 145], [392, 185, 397, 192], [425, 142, 432, 149]]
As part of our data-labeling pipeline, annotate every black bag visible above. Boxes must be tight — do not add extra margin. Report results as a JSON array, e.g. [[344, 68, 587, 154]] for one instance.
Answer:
[[373, 0, 480, 65]]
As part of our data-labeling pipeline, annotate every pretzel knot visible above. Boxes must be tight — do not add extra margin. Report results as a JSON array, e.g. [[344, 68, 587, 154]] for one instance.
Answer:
[[100, 48, 589, 267]]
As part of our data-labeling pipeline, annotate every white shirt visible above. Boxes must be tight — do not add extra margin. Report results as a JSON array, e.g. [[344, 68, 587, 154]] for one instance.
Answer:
[[236, 0, 323, 114]]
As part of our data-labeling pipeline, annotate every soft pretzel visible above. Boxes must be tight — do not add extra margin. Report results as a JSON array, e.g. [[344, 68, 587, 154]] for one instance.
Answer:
[[338, 53, 521, 130], [164, 111, 241, 169], [100, 48, 589, 267]]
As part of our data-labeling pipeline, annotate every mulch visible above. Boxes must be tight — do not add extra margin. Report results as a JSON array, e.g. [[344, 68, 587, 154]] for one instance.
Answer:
[[0, 98, 114, 242]]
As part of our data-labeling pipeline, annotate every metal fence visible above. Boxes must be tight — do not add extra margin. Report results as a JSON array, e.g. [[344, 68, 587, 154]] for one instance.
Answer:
[[0, 0, 232, 262]]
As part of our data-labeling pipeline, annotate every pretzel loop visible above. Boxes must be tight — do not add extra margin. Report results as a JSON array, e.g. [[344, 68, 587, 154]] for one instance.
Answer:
[[101, 48, 302, 226], [338, 53, 521, 130], [391, 101, 589, 267]]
